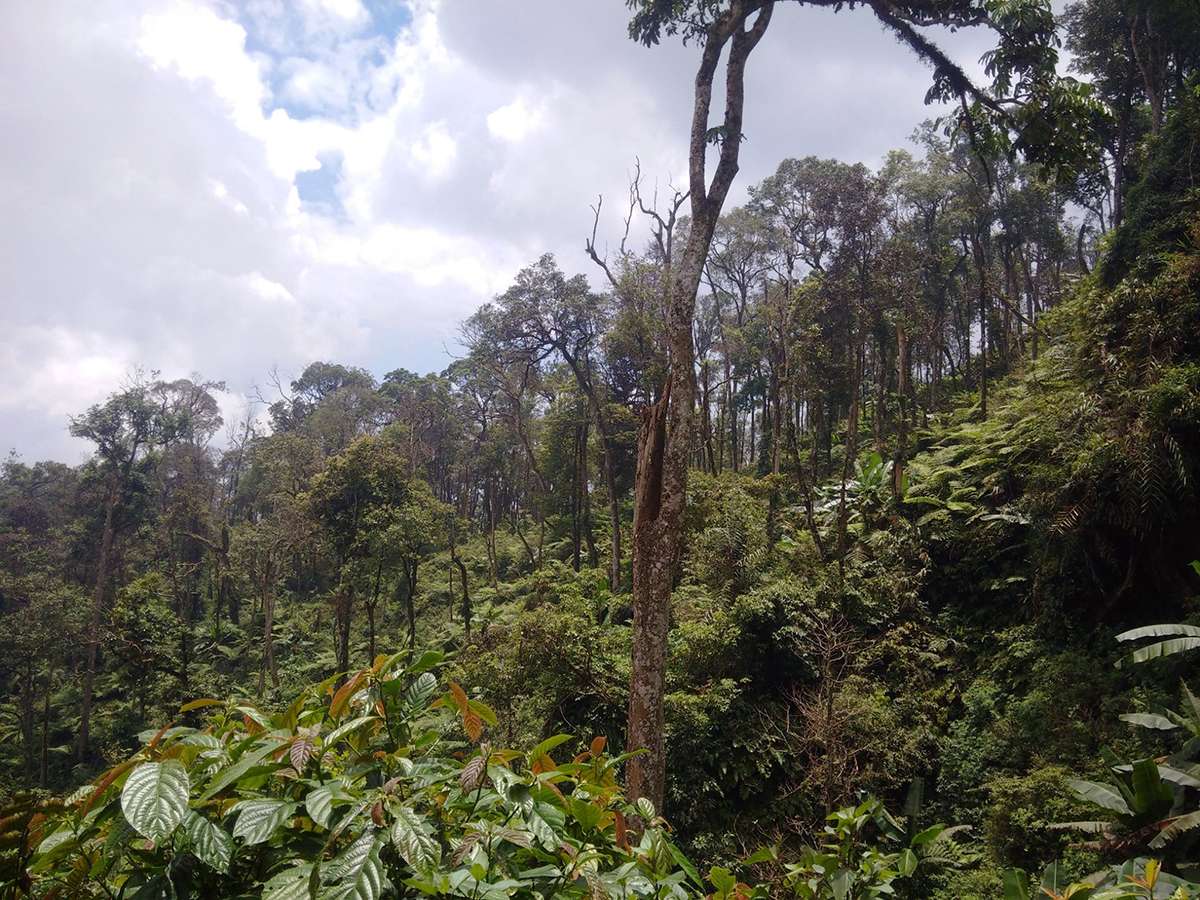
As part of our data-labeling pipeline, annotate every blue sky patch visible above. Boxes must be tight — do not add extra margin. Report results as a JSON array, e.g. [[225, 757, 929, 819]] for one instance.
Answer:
[[237, 1, 412, 122], [295, 153, 346, 220]]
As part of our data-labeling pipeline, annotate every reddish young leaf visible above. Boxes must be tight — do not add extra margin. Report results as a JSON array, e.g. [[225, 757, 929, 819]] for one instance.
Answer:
[[614, 810, 629, 851], [329, 671, 366, 720]]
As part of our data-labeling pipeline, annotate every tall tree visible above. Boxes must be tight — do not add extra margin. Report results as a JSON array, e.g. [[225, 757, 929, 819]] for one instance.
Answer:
[[485, 256, 627, 591], [623, 0, 774, 812], [69, 377, 177, 760]]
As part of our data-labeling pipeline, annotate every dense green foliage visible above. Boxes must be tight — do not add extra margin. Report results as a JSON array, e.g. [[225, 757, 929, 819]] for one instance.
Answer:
[[11, 651, 727, 898]]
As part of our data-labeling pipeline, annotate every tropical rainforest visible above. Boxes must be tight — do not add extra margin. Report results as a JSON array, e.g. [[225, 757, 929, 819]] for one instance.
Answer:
[[2, 0, 1200, 897]]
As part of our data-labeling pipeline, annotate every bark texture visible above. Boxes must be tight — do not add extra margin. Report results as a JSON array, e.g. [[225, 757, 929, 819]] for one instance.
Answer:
[[626, 0, 773, 813]]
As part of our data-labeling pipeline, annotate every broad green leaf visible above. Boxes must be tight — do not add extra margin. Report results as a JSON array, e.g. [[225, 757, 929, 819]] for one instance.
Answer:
[[180, 733, 224, 750], [664, 837, 702, 889], [1002, 868, 1031, 900], [33, 828, 75, 860], [527, 734, 572, 764], [1119, 638, 1200, 667], [1067, 779, 1132, 815], [1116, 624, 1200, 643], [306, 784, 339, 829], [199, 740, 282, 801], [231, 798, 296, 845], [897, 848, 918, 877], [324, 715, 378, 747], [517, 865, 563, 881], [741, 845, 778, 866], [184, 811, 233, 873], [180, 698, 223, 713], [87, 815, 135, 873], [1151, 810, 1200, 848], [708, 866, 736, 893], [262, 863, 315, 900], [390, 805, 439, 871], [911, 824, 946, 846], [404, 672, 438, 709], [1120, 712, 1178, 731], [322, 833, 389, 900], [236, 705, 272, 729], [136, 726, 195, 745], [525, 808, 557, 850], [120, 761, 190, 843], [408, 649, 444, 674], [568, 797, 602, 831]]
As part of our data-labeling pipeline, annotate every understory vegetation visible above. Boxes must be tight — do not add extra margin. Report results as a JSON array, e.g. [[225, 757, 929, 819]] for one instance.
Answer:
[[3, 1, 1200, 897]]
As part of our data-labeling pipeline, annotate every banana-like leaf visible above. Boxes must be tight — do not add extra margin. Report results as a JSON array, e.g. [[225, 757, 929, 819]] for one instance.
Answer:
[[1150, 810, 1200, 849], [1129, 758, 1174, 816], [1119, 638, 1200, 668], [1068, 780, 1132, 815], [1116, 624, 1200, 643], [1002, 868, 1031, 900], [1119, 713, 1178, 731], [1156, 765, 1200, 789]]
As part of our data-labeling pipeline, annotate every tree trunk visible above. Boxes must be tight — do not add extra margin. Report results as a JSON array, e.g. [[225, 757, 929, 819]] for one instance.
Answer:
[[40, 666, 52, 787], [79, 487, 117, 762], [893, 324, 911, 498], [403, 561, 419, 648], [837, 345, 863, 575], [258, 578, 277, 697], [572, 424, 582, 572], [580, 419, 600, 569], [453, 550, 470, 641], [626, 0, 773, 813], [19, 663, 34, 781], [484, 480, 498, 588], [563, 353, 624, 592], [334, 581, 353, 679], [367, 560, 383, 663]]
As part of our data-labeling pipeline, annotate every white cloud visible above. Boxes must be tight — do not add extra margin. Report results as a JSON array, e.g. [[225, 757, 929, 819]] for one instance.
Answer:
[[1, 0, 990, 460], [487, 96, 545, 143], [305, 0, 367, 28], [138, 1, 266, 133], [409, 120, 458, 181], [0, 327, 135, 419]]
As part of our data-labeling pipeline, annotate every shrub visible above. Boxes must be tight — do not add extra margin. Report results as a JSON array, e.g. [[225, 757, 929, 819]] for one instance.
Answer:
[[14, 652, 714, 898]]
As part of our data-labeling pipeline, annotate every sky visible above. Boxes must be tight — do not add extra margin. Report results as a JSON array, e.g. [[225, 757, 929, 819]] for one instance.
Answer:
[[0, 0, 1000, 463]]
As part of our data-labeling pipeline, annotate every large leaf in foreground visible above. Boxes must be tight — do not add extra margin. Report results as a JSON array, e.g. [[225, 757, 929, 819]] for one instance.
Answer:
[[1067, 779, 1132, 815], [183, 810, 233, 873], [323, 832, 389, 900], [231, 798, 296, 846], [390, 805, 439, 871], [262, 863, 315, 900], [120, 761, 190, 843]]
